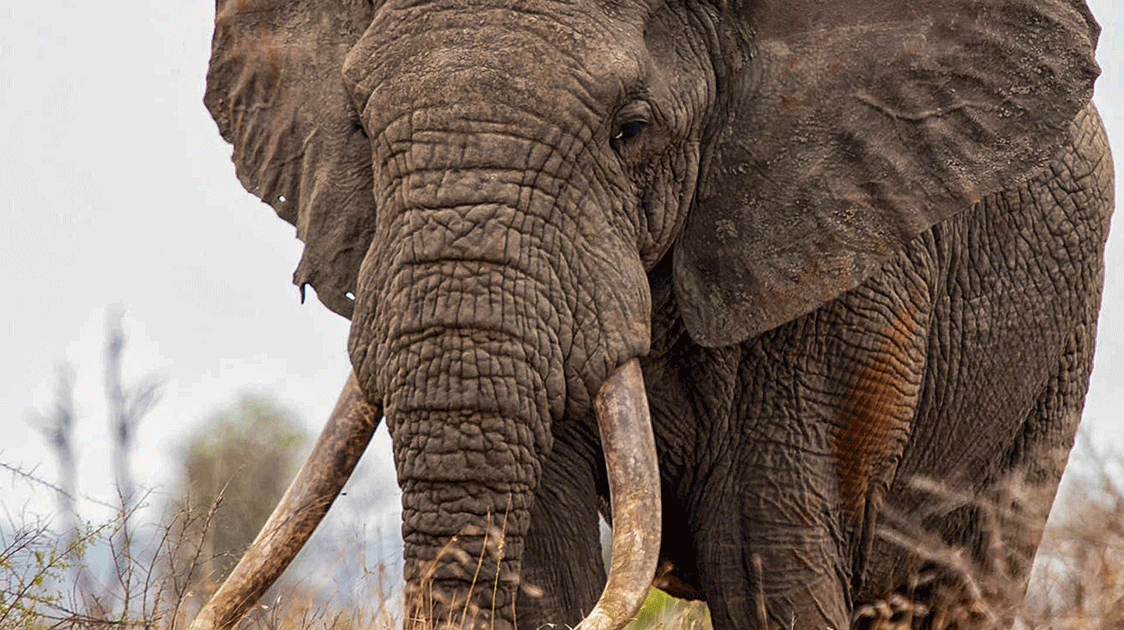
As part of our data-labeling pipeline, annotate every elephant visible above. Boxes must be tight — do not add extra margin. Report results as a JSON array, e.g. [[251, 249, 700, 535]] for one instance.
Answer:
[[189, 0, 1113, 628]]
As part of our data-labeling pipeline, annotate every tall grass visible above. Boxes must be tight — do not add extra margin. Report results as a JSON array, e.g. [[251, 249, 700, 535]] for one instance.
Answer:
[[3, 448, 1123, 629]]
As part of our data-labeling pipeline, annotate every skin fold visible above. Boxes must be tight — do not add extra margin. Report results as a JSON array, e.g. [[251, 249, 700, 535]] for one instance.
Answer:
[[199, 0, 1113, 628]]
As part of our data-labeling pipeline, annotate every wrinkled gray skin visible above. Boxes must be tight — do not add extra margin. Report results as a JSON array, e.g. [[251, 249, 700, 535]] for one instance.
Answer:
[[205, 0, 1113, 627]]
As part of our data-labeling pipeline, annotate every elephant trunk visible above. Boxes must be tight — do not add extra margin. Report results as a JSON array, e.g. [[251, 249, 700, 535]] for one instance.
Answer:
[[385, 356, 660, 630], [346, 91, 660, 626], [373, 294, 559, 629], [353, 165, 659, 628]]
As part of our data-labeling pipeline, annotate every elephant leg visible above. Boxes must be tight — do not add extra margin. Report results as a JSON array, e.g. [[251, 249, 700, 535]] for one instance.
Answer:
[[515, 422, 606, 629], [855, 324, 1101, 626], [694, 509, 850, 630], [986, 317, 1099, 581], [691, 252, 935, 630]]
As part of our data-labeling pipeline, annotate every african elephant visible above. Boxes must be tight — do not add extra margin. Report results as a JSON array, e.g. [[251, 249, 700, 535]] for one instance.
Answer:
[[190, 0, 1113, 628]]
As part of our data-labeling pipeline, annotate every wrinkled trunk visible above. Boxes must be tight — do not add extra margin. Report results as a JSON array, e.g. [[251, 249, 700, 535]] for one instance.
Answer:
[[383, 336, 556, 630], [356, 182, 566, 627]]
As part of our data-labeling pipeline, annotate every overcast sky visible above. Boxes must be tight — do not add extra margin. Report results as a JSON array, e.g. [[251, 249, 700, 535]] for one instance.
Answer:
[[1, 0, 1122, 559]]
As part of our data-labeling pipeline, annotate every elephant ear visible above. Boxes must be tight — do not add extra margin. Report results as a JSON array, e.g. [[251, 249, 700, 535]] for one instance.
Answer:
[[205, 0, 376, 319], [674, 0, 1101, 347]]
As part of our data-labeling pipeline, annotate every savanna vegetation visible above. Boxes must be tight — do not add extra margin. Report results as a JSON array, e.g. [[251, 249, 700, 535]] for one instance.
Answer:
[[3, 316, 1122, 628], [5, 425, 1124, 629]]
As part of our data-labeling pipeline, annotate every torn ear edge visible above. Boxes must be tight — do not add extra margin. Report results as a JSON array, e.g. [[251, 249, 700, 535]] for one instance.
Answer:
[[205, 0, 378, 320], [674, 0, 1101, 347]]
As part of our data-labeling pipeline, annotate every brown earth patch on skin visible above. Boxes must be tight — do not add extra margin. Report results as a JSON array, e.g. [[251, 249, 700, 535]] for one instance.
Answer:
[[834, 306, 921, 517]]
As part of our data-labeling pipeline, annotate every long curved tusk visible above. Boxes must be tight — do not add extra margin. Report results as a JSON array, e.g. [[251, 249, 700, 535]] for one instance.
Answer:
[[577, 358, 661, 630], [188, 371, 382, 630]]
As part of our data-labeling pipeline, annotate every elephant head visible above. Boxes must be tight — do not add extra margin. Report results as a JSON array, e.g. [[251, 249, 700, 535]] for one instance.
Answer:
[[191, 0, 1101, 628]]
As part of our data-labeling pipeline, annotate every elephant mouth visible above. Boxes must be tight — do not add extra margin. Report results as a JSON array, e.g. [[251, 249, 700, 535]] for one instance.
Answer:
[[187, 360, 661, 630]]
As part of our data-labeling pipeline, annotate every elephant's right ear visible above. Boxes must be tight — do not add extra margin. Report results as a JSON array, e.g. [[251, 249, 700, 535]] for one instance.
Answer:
[[674, 0, 1101, 347], [205, 0, 377, 319]]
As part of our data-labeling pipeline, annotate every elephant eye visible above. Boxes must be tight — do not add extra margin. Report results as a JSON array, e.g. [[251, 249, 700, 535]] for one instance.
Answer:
[[614, 120, 648, 143], [612, 100, 652, 151]]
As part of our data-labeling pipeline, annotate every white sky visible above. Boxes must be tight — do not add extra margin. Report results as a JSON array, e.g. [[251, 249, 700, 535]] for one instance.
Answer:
[[0, 0, 1122, 556]]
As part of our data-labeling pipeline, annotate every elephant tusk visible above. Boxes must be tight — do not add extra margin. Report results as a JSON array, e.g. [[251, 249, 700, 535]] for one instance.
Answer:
[[187, 371, 381, 630], [577, 358, 661, 630]]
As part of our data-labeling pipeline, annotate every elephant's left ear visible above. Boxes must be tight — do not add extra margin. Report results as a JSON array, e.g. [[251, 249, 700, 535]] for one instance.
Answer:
[[674, 0, 1101, 347], [205, 0, 377, 319]]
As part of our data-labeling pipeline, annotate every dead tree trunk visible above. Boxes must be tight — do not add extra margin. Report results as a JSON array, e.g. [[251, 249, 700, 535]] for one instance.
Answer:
[[31, 365, 102, 614], [102, 308, 160, 614]]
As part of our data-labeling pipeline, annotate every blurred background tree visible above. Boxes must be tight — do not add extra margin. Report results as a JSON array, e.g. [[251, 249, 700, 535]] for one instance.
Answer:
[[166, 395, 309, 596]]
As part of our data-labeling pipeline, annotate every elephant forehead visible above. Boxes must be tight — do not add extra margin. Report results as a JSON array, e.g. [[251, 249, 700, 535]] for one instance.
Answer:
[[344, 2, 648, 131]]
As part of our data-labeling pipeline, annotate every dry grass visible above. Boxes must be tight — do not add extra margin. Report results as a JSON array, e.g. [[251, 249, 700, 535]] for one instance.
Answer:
[[1022, 445, 1124, 629], [854, 442, 1124, 630], [622, 442, 1124, 630], [5, 446, 1124, 630]]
